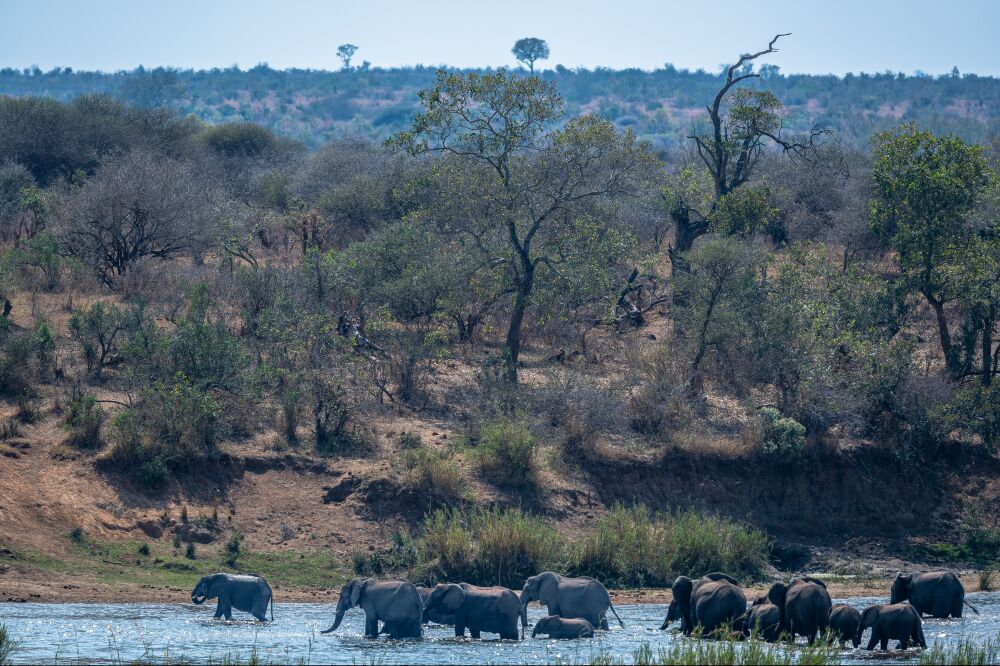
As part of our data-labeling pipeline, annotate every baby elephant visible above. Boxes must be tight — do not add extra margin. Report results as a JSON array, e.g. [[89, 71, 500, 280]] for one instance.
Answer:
[[860, 603, 926, 651], [829, 604, 862, 648], [191, 572, 273, 621], [531, 615, 595, 639], [743, 595, 781, 642]]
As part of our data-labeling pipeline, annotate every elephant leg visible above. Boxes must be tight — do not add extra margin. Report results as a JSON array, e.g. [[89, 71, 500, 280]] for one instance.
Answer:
[[866, 629, 880, 651], [600, 617, 609, 631], [454, 622, 466, 638], [220, 597, 233, 621], [213, 601, 224, 619], [470, 628, 481, 639], [952, 597, 964, 618], [880, 637, 888, 651], [365, 616, 378, 638]]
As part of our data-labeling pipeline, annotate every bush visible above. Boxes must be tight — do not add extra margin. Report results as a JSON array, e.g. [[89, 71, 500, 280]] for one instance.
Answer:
[[417, 507, 565, 589], [352, 532, 417, 577], [68, 301, 124, 378], [185, 542, 197, 560], [758, 408, 807, 457], [474, 417, 536, 487], [64, 386, 104, 448], [138, 543, 150, 557], [69, 527, 85, 543], [400, 447, 463, 501], [0, 623, 19, 666], [571, 505, 771, 587], [398, 431, 422, 449], [0, 331, 40, 397], [223, 530, 243, 567]]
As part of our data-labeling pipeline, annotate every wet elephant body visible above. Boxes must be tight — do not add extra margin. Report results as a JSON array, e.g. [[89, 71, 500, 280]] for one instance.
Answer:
[[743, 595, 781, 642], [767, 577, 832, 644], [891, 570, 976, 619], [322, 578, 422, 639], [664, 572, 746, 637], [829, 603, 862, 648], [191, 572, 273, 621], [860, 603, 926, 651], [520, 572, 623, 631], [423, 583, 523, 640], [531, 615, 595, 639]]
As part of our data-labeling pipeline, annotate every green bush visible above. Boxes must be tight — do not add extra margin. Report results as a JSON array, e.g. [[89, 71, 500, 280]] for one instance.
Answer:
[[68, 301, 124, 377], [934, 384, 1000, 448], [64, 386, 104, 448], [400, 447, 463, 501], [0, 330, 39, 397], [758, 407, 807, 457], [572, 505, 771, 587], [223, 530, 243, 567], [398, 431, 422, 449], [0, 623, 19, 666], [417, 507, 565, 589], [474, 417, 536, 487]]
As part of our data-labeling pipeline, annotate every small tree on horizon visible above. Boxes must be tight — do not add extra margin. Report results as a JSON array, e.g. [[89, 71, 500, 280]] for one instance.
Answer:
[[337, 44, 359, 70], [511, 38, 550, 73]]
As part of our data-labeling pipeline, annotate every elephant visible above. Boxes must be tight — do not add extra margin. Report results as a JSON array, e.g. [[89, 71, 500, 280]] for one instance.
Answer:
[[520, 572, 623, 631], [766, 576, 832, 644], [190, 572, 273, 621], [829, 604, 862, 648], [415, 584, 455, 625], [321, 578, 422, 639], [859, 603, 926, 651], [662, 572, 746, 637], [423, 583, 523, 640], [741, 595, 781, 642], [531, 615, 595, 639], [891, 570, 978, 618]]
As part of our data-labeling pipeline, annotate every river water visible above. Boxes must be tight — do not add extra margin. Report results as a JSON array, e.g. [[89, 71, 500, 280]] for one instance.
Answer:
[[2, 593, 999, 664]]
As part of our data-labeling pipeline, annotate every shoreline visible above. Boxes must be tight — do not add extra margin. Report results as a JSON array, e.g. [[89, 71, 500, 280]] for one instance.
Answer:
[[1, 574, 987, 606]]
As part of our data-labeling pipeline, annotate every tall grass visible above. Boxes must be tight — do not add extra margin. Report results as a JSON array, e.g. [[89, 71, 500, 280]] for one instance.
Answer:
[[571, 505, 771, 587], [591, 639, 838, 665], [919, 635, 1000, 665], [0, 624, 18, 666], [414, 504, 770, 589]]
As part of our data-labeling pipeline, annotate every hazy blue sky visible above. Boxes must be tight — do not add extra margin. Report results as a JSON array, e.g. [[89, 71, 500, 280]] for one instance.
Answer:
[[1, 0, 998, 76]]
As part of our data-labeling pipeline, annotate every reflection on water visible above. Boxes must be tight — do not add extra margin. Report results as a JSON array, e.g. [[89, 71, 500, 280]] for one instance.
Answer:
[[1, 594, 998, 664]]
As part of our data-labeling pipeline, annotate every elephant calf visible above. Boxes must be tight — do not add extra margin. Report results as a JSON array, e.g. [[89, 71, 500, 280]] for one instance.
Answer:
[[415, 584, 455, 626], [829, 604, 862, 648], [742, 595, 781, 642], [531, 615, 595, 639], [191, 572, 273, 621], [423, 583, 523, 640], [860, 603, 926, 651]]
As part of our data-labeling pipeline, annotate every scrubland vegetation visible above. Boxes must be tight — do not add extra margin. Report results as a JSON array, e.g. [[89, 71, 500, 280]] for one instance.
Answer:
[[1, 38, 1000, 592]]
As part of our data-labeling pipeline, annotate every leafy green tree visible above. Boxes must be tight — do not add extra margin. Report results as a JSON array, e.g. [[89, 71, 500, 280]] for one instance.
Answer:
[[69, 301, 125, 378], [870, 123, 991, 370], [337, 44, 359, 70], [511, 38, 549, 73], [391, 69, 656, 382], [709, 184, 782, 242]]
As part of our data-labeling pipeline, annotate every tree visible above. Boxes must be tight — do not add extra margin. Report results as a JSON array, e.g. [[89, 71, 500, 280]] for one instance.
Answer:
[[391, 69, 656, 382], [667, 34, 825, 260], [57, 149, 216, 286], [337, 44, 359, 70], [511, 38, 550, 73], [870, 123, 991, 371]]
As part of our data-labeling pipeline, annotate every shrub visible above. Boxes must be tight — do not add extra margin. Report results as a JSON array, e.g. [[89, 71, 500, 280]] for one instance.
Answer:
[[400, 447, 463, 501], [185, 542, 197, 560], [417, 507, 565, 589], [625, 347, 691, 437], [0, 623, 19, 666], [571, 505, 771, 587], [979, 569, 995, 591], [352, 532, 418, 577], [68, 301, 124, 378], [758, 407, 807, 457], [0, 331, 38, 397], [223, 530, 243, 567], [64, 386, 104, 448], [138, 543, 150, 557], [474, 417, 536, 487], [398, 431, 422, 449], [69, 527, 85, 543]]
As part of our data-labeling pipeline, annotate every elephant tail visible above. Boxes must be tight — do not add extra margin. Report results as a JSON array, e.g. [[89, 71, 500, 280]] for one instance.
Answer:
[[269, 593, 274, 621], [609, 602, 625, 628], [964, 598, 981, 615]]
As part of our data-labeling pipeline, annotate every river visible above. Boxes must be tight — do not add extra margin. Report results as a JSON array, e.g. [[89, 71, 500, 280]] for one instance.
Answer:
[[2, 594, 999, 664]]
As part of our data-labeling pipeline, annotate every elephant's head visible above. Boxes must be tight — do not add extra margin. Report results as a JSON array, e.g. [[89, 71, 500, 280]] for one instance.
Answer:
[[425, 583, 465, 615], [531, 615, 556, 638], [521, 572, 559, 633], [702, 572, 740, 585], [860, 605, 881, 631], [766, 582, 788, 610], [659, 599, 684, 630], [321, 577, 372, 634], [670, 576, 695, 633], [890, 573, 912, 604], [751, 594, 768, 606], [191, 574, 222, 605]]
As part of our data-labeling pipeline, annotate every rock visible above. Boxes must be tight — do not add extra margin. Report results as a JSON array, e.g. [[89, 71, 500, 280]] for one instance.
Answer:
[[137, 520, 163, 539], [770, 541, 812, 571], [322, 475, 360, 503], [175, 523, 216, 544]]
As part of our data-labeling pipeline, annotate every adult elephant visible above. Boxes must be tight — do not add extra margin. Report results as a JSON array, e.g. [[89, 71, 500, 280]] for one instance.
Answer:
[[322, 578, 422, 639], [767, 576, 832, 644], [191, 572, 273, 621], [423, 583, 523, 639], [859, 603, 926, 650], [662, 573, 746, 637], [742, 595, 781, 642], [520, 572, 623, 631], [829, 604, 862, 648], [891, 571, 978, 618], [415, 584, 455, 625]]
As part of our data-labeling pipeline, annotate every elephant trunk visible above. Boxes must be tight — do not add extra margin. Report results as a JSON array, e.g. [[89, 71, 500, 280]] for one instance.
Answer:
[[520, 600, 529, 638], [321, 609, 345, 634]]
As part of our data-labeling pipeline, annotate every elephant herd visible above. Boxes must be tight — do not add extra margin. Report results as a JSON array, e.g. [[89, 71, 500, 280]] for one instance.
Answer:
[[188, 568, 977, 650], [660, 569, 978, 651]]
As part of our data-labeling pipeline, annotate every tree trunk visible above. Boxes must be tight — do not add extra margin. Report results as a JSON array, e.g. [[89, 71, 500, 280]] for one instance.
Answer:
[[504, 286, 529, 384], [927, 296, 953, 371], [983, 309, 994, 387]]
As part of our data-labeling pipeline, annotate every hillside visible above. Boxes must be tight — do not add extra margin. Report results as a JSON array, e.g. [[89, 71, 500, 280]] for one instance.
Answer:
[[2, 65, 999, 149]]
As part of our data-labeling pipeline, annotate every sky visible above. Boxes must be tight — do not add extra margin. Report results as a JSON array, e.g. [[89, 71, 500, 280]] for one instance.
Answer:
[[1, 0, 998, 77]]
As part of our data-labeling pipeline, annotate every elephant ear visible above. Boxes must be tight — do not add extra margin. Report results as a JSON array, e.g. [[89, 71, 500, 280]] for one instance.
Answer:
[[442, 584, 466, 612], [350, 578, 371, 607], [671, 576, 693, 603], [800, 576, 827, 588], [537, 572, 559, 603], [767, 582, 787, 608], [890, 573, 909, 603], [703, 572, 739, 586], [860, 605, 880, 629]]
